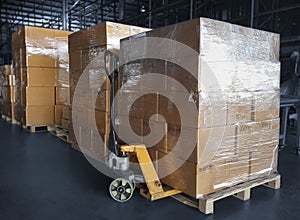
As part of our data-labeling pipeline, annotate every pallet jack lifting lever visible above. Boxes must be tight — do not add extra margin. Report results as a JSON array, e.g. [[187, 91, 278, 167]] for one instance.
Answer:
[[104, 50, 181, 202]]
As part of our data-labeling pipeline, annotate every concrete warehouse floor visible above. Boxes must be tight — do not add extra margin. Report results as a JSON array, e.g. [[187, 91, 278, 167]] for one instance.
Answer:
[[0, 118, 300, 220]]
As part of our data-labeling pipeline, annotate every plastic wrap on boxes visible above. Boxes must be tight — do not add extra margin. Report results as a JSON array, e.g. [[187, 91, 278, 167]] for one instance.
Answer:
[[118, 18, 280, 198], [56, 87, 70, 105]]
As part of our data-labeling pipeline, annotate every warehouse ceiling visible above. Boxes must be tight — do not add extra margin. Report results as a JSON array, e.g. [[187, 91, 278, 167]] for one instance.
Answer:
[[1, 0, 300, 79]]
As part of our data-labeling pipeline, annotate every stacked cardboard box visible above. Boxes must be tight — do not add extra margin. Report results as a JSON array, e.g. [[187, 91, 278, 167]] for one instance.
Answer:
[[0, 65, 15, 119], [61, 106, 71, 130], [119, 18, 280, 198], [12, 26, 71, 126], [68, 22, 150, 158]]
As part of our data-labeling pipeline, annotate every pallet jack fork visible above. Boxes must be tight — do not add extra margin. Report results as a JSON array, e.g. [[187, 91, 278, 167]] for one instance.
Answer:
[[104, 50, 181, 202]]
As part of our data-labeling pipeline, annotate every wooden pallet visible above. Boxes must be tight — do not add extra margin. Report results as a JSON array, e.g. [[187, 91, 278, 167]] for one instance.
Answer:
[[172, 173, 281, 215], [1, 115, 18, 124], [22, 124, 53, 133], [49, 125, 70, 143]]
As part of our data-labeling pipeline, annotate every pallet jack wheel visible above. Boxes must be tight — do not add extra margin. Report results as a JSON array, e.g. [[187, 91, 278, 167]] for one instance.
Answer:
[[109, 178, 134, 202]]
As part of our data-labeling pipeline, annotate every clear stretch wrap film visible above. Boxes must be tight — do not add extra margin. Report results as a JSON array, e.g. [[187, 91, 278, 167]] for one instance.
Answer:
[[68, 22, 150, 157], [12, 26, 71, 126], [118, 18, 280, 198], [0, 65, 14, 118]]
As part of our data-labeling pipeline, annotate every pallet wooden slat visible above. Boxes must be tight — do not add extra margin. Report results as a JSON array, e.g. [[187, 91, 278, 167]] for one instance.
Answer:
[[23, 125, 52, 133], [1, 115, 18, 124], [48, 124, 70, 143], [172, 173, 281, 215]]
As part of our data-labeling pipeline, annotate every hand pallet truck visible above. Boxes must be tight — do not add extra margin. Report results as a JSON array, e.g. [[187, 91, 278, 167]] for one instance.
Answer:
[[104, 50, 181, 202]]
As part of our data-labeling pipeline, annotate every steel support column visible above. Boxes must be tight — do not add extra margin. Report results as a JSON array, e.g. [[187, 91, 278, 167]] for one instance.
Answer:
[[190, 0, 193, 20], [62, 0, 68, 30], [250, 0, 255, 27], [149, 0, 152, 28]]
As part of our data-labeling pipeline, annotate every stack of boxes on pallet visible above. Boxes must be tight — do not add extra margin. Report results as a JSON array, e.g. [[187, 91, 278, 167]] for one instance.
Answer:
[[61, 106, 71, 131], [12, 27, 71, 126], [68, 22, 150, 157], [118, 18, 280, 198], [0, 65, 15, 120]]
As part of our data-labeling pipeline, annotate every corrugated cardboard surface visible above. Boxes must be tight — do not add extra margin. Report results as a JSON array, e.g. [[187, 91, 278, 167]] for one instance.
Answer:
[[24, 87, 55, 106], [55, 105, 64, 125], [26, 106, 54, 126]]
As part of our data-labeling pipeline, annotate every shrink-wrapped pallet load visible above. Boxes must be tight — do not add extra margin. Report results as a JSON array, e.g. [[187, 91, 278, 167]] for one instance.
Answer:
[[68, 22, 150, 157], [118, 18, 280, 198], [12, 27, 71, 126]]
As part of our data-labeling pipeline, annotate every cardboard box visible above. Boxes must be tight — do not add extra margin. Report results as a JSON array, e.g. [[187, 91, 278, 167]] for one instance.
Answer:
[[26, 106, 54, 126], [157, 92, 227, 128], [158, 152, 227, 198], [23, 87, 55, 106], [23, 67, 56, 86], [1, 86, 11, 102], [63, 106, 71, 120], [165, 124, 236, 165], [90, 131, 109, 161], [56, 86, 70, 105], [69, 51, 82, 73], [116, 90, 159, 119], [142, 120, 167, 153], [55, 105, 64, 125], [23, 47, 57, 68], [252, 91, 280, 121], [88, 110, 110, 135], [114, 115, 143, 144], [226, 92, 252, 125], [1, 101, 13, 118], [95, 89, 110, 112], [88, 22, 150, 49], [62, 118, 70, 130], [21, 26, 55, 49], [121, 18, 280, 93], [56, 68, 69, 87]]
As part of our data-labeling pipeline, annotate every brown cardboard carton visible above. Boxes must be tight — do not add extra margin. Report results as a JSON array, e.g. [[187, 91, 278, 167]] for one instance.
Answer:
[[114, 115, 143, 144], [25, 87, 55, 106], [26, 106, 54, 126], [56, 68, 69, 87], [55, 86, 70, 105], [22, 26, 55, 48], [142, 120, 167, 153], [252, 91, 280, 121], [55, 105, 64, 125], [163, 124, 236, 165], [90, 131, 109, 160], [1, 101, 12, 118], [166, 61, 198, 92], [69, 51, 82, 73], [157, 92, 226, 128], [62, 118, 70, 130], [1, 86, 11, 101], [224, 155, 250, 187], [55, 30, 72, 41], [68, 29, 89, 52], [24, 67, 56, 86], [117, 90, 158, 119], [226, 92, 252, 125], [88, 110, 110, 135], [88, 22, 150, 49], [158, 152, 226, 198], [95, 89, 110, 112], [63, 106, 71, 120], [27, 53, 57, 68]]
